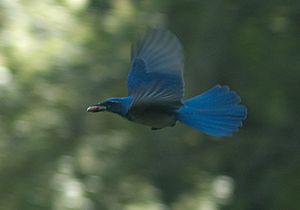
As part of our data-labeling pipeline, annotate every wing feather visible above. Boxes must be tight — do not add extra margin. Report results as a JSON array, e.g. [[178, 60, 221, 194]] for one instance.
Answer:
[[128, 29, 184, 108]]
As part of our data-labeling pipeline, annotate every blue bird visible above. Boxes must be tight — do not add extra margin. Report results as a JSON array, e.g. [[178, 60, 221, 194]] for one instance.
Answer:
[[87, 29, 247, 136]]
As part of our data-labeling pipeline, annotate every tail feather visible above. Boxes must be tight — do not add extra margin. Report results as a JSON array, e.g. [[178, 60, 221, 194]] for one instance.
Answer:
[[177, 85, 247, 136], [185, 85, 241, 107]]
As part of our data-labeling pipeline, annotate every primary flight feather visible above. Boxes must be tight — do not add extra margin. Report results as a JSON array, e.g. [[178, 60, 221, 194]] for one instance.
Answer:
[[87, 29, 247, 136]]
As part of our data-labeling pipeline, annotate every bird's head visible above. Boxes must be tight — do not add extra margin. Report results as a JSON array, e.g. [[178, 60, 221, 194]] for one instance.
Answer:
[[87, 97, 132, 116]]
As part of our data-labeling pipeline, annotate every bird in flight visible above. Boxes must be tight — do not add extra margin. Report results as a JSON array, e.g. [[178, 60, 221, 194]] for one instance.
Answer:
[[87, 29, 247, 136]]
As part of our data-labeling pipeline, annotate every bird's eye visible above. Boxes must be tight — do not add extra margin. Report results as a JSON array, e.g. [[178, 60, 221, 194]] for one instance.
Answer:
[[107, 102, 115, 108]]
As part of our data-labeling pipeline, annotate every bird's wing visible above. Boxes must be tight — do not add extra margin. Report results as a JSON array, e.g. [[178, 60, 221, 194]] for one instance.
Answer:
[[127, 29, 184, 107]]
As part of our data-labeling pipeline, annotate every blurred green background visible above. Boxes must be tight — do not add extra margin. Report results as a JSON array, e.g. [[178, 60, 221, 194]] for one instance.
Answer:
[[0, 0, 299, 209]]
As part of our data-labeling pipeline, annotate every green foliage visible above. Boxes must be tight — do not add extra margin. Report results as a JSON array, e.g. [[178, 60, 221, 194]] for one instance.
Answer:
[[0, 0, 299, 209]]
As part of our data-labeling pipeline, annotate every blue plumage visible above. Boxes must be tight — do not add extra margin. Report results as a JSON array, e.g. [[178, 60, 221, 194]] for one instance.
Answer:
[[177, 85, 247, 136], [87, 29, 247, 136]]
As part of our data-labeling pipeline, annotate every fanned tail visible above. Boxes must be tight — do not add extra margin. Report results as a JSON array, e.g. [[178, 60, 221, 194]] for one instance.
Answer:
[[177, 85, 247, 136]]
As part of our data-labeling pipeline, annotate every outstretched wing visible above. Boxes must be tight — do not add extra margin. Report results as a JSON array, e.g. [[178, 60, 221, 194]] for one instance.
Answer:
[[127, 29, 184, 108]]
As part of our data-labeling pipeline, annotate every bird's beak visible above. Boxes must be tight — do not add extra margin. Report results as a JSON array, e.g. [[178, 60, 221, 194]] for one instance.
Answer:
[[87, 105, 106, 112]]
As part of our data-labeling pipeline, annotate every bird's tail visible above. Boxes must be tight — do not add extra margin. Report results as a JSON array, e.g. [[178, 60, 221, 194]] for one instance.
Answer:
[[176, 85, 247, 136]]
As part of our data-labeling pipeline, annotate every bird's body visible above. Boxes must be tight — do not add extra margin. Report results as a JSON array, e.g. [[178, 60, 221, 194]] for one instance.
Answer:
[[127, 103, 178, 129], [88, 29, 247, 136]]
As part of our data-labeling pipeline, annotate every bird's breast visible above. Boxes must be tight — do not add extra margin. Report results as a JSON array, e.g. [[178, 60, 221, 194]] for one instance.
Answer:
[[127, 106, 177, 129]]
